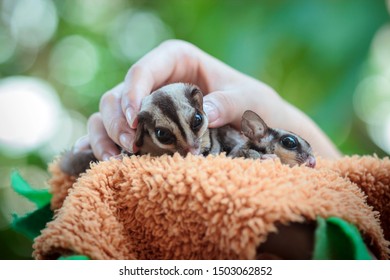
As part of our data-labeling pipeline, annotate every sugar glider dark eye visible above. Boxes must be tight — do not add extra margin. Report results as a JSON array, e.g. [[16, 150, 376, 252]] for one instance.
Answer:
[[191, 87, 199, 95], [281, 135, 298, 150], [155, 128, 175, 145], [191, 111, 203, 132]]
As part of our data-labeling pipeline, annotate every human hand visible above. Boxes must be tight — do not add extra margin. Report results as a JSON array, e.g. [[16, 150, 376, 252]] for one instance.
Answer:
[[75, 40, 340, 160]]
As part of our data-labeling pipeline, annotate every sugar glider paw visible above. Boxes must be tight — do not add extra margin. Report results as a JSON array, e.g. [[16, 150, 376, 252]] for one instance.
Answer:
[[260, 154, 278, 161]]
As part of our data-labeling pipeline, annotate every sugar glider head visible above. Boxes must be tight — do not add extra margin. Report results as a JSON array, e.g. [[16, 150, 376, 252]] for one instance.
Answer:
[[241, 110, 316, 167], [134, 83, 209, 156]]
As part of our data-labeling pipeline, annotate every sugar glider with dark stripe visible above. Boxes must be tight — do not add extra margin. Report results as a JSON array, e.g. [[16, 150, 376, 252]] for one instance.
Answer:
[[134, 83, 244, 157]]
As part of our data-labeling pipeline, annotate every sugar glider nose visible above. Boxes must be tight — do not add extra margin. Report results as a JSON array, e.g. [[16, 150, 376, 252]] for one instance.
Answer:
[[184, 142, 201, 155], [305, 156, 316, 168]]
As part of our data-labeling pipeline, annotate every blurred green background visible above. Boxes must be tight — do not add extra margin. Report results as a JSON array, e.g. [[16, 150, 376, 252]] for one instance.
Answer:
[[0, 0, 389, 259]]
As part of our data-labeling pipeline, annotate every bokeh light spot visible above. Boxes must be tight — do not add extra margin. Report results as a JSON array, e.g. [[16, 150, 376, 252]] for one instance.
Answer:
[[56, 0, 125, 33], [0, 77, 61, 155], [108, 10, 173, 62], [0, 27, 16, 63], [371, 24, 390, 77], [39, 109, 87, 162], [353, 75, 390, 125], [49, 36, 99, 86], [8, 0, 58, 50], [353, 20, 390, 155], [367, 113, 390, 155]]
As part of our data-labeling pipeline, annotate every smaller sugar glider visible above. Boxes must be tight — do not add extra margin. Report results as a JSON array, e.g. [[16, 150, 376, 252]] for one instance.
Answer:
[[230, 110, 316, 168]]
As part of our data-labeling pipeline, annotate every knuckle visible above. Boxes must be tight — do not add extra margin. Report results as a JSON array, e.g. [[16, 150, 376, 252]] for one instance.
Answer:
[[106, 119, 123, 141], [215, 91, 235, 110], [99, 91, 117, 112], [123, 94, 138, 110], [88, 112, 102, 126], [126, 63, 145, 81], [213, 91, 236, 122], [159, 39, 195, 54], [106, 120, 118, 139], [87, 113, 103, 138], [159, 39, 180, 49]]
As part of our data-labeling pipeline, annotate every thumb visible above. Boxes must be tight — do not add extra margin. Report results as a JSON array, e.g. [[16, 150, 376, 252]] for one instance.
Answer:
[[203, 91, 241, 128]]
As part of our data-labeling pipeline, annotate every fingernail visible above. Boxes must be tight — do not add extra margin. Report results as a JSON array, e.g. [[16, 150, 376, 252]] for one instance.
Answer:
[[102, 154, 112, 161], [203, 101, 218, 123], [119, 133, 134, 153], [126, 108, 137, 129]]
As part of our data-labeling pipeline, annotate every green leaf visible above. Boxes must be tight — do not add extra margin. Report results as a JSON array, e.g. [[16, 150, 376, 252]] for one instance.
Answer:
[[58, 255, 90, 260], [11, 204, 53, 241], [10, 171, 52, 208], [313, 217, 373, 260]]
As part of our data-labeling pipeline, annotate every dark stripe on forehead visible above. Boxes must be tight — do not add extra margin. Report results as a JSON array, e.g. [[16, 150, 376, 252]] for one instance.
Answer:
[[152, 93, 187, 141], [137, 111, 153, 126], [269, 128, 280, 139]]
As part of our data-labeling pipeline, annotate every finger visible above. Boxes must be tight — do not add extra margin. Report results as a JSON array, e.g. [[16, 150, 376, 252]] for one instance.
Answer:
[[121, 40, 202, 128], [87, 112, 121, 161], [99, 84, 138, 153], [73, 135, 91, 153], [204, 83, 281, 129], [203, 90, 243, 129]]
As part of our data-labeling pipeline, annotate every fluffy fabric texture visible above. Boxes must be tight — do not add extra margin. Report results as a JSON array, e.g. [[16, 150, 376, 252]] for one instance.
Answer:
[[33, 154, 390, 260]]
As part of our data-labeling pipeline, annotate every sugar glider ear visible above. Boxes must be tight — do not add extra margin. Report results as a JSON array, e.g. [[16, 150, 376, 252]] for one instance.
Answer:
[[241, 110, 269, 140], [134, 111, 151, 147], [185, 84, 204, 110]]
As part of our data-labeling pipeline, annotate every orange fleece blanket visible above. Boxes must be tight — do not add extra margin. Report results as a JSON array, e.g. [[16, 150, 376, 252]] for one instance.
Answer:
[[33, 154, 390, 259]]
